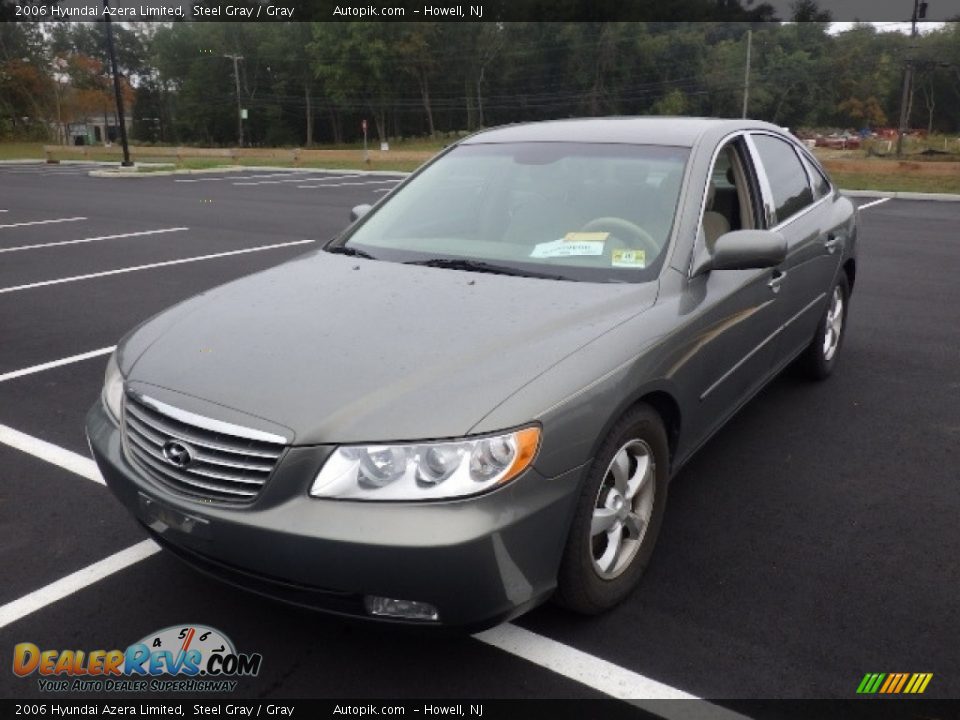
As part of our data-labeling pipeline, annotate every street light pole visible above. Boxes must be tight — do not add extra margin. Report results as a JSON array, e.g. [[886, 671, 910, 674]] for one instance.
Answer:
[[103, 0, 132, 166], [742, 28, 752, 119], [896, 0, 925, 157], [224, 54, 244, 148]]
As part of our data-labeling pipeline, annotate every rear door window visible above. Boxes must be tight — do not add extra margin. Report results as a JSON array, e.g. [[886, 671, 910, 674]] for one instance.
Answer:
[[801, 154, 832, 199]]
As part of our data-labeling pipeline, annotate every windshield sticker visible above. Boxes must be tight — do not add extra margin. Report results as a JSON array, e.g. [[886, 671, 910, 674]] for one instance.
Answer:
[[563, 231, 609, 243], [612, 249, 646, 268], [530, 239, 605, 258]]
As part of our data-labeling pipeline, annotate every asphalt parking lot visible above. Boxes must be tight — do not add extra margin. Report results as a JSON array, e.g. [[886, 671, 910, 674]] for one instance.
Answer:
[[0, 162, 957, 705]]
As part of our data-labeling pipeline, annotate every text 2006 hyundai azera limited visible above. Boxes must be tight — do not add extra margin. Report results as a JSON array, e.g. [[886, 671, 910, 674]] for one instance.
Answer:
[[87, 117, 857, 629]]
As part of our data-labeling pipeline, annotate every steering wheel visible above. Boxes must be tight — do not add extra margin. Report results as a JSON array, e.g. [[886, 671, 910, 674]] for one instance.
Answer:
[[579, 217, 659, 257]]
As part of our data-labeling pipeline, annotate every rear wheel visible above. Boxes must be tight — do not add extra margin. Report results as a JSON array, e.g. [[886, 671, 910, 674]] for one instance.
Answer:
[[555, 405, 669, 614], [800, 274, 850, 380]]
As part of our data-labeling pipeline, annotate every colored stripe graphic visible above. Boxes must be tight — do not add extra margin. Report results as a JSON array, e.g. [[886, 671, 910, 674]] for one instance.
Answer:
[[857, 672, 932, 694], [893, 673, 909, 693]]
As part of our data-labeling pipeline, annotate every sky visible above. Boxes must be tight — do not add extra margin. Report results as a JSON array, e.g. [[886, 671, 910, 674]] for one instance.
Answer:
[[766, 0, 960, 22], [828, 21, 949, 33]]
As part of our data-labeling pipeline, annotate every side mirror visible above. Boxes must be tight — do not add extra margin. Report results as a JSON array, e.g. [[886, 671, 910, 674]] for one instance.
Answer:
[[350, 204, 372, 222], [694, 229, 787, 274]]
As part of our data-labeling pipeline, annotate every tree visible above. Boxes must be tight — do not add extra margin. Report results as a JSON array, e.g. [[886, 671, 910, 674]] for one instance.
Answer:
[[0, 23, 53, 139], [396, 24, 439, 136], [310, 23, 400, 142], [652, 88, 688, 115]]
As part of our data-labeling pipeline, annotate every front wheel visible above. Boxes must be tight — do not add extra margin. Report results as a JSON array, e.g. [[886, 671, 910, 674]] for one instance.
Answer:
[[554, 405, 669, 614], [800, 274, 850, 380]]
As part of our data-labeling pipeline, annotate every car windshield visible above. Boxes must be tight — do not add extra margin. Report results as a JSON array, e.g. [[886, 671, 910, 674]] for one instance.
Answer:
[[336, 142, 689, 283]]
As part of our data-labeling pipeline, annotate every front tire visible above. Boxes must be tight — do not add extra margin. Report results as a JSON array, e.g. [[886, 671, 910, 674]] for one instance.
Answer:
[[801, 274, 850, 380], [554, 404, 669, 615]]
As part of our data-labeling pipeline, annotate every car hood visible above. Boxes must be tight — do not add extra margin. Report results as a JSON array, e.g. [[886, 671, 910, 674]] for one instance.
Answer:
[[124, 251, 658, 444]]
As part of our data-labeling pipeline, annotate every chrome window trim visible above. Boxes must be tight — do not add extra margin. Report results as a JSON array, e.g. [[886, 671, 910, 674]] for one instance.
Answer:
[[687, 130, 750, 279], [795, 142, 834, 191], [798, 150, 834, 199], [743, 133, 776, 227], [132, 392, 290, 445], [770, 191, 830, 232]]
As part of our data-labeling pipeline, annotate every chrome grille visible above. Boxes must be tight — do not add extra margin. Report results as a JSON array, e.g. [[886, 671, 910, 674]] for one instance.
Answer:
[[122, 392, 286, 503]]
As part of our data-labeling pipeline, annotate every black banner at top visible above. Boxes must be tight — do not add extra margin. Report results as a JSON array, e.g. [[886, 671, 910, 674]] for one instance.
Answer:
[[4, 0, 960, 22]]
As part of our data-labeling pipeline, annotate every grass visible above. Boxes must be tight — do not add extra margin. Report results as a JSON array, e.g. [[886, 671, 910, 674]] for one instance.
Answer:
[[296, 136, 455, 152], [812, 134, 960, 163], [234, 157, 426, 172], [0, 142, 46, 159], [830, 172, 960, 194]]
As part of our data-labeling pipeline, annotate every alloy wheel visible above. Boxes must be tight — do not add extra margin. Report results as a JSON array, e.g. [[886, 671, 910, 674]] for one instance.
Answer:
[[590, 439, 656, 579], [822, 286, 844, 361]]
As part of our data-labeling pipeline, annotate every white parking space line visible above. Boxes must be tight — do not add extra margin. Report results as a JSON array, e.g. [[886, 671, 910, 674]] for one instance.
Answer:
[[0, 216, 87, 230], [0, 227, 188, 254], [476, 625, 749, 717], [858, 197, 892, 211], [297, 179, 400, 189], [476, 623, 695, 699], [373, 188, 391, 193], [0, 346, 115, 383], [0, 238, 314, 295], [234, 174, 360, 186], [0, 540, 160, 630], [0, 423, 103, 485]]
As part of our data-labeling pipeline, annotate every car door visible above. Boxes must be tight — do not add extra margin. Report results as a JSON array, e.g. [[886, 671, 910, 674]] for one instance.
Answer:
[[748, 132, 844, 364], [677, 135, 788, 449]]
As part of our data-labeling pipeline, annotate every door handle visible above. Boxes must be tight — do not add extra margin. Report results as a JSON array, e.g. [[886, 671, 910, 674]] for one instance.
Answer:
[[768, 269, 786, 294], [824, 233, 844, 254]]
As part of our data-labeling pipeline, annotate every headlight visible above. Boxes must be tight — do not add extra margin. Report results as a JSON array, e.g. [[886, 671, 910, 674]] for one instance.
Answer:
[[102, 352, 124, 422], [310, 426, 541, 500]]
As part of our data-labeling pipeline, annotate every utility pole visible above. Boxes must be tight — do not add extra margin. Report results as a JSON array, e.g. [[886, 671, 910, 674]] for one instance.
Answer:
[[896, 0, 926, 157], [742, 28, 752, 119], [224, 54, 244, 148], [103, 0, 132, 166]]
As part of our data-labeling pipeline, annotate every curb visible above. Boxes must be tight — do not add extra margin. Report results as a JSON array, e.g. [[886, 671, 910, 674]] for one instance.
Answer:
[[840, 189, 960, 202], [232, 165, 409, 177], [87, 164, 409, 179], [89, 164, 233, 178]]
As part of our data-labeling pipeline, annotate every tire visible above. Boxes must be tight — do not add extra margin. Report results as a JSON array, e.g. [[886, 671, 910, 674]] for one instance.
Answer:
[[554, 404, 669, 615], [800, 273, 850, 380]]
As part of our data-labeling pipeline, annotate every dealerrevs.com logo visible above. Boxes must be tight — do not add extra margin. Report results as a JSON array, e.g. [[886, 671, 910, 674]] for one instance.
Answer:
[[13, 625, 262, 693]]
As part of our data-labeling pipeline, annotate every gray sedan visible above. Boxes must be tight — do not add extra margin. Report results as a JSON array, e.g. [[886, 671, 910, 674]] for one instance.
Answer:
[[86, 117, 857, 629]]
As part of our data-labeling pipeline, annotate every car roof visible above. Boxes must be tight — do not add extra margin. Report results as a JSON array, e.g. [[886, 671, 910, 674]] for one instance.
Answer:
[[460, 116, 785, 148]]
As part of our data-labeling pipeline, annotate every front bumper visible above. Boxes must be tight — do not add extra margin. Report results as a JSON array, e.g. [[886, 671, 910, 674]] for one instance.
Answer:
[[86, 402, 583, 630]]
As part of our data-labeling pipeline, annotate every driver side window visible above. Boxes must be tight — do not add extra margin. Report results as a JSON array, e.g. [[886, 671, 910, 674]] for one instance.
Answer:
[[701, 140, 757, 252]]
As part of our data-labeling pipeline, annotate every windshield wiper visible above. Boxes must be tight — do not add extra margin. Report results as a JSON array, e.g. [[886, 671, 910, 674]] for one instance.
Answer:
[[404, 257, 574, 281], [326, 245, 378, 260]]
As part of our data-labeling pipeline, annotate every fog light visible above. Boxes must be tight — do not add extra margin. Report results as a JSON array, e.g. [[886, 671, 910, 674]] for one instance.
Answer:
[[364, 595, 440, 622]]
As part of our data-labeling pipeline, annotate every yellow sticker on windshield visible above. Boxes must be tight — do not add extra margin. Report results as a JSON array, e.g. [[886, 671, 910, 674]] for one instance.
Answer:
[[612, 249, 646, 268], [564, 232, 609, 243]]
